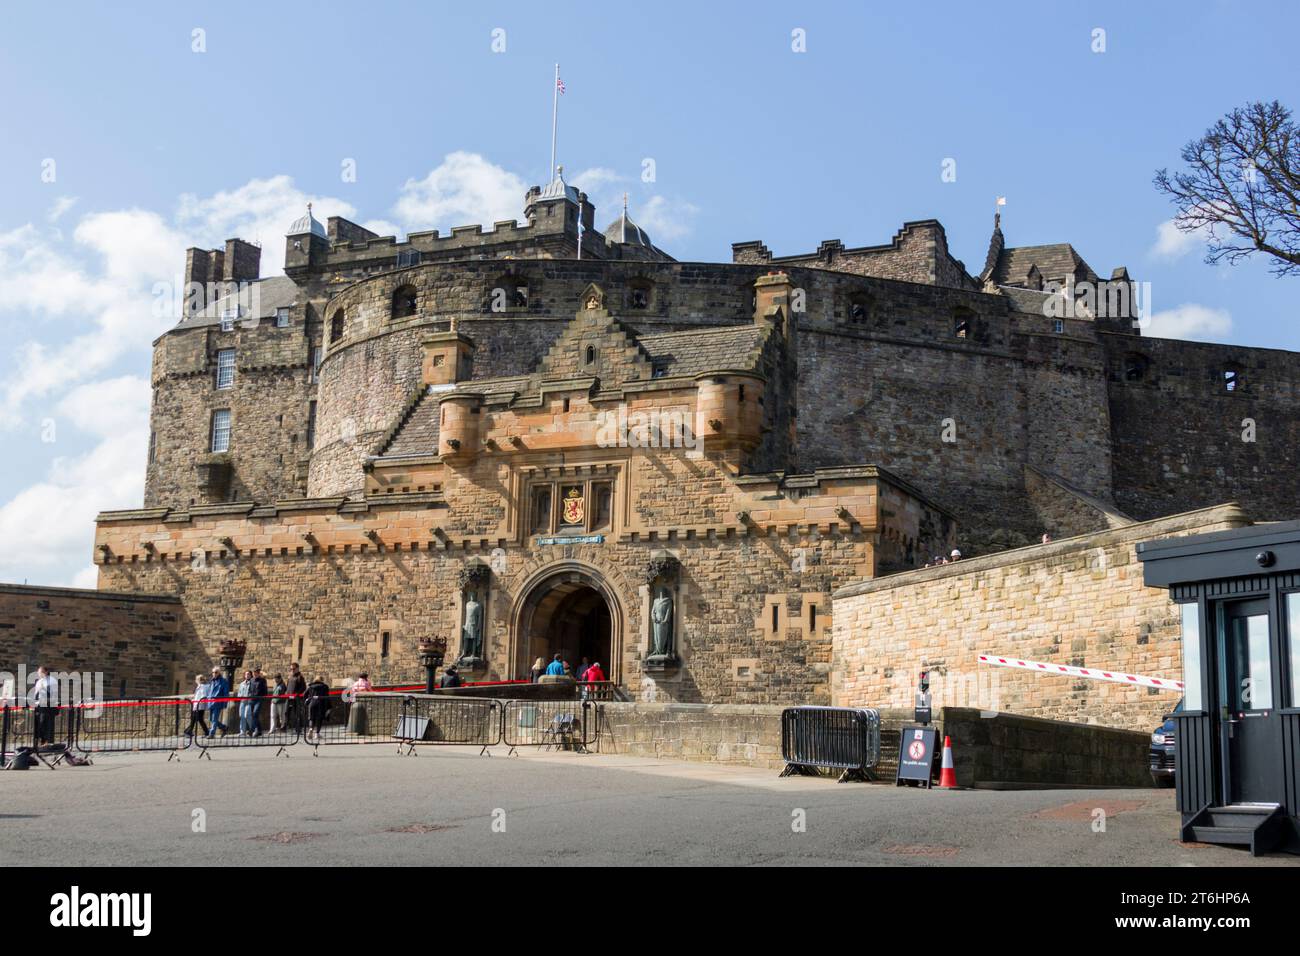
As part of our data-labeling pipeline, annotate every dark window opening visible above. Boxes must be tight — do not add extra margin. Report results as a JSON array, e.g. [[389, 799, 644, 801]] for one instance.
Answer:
[[381, 632, 391, 659], [530, 485, 553, 534], [771, 604, 779, 632], [1223, 366, 1242, 392], [1124, 354, 1150, 382], [584, 345, 595, 365], [849, 299, 869, 324], [392, 284, 418, 319], [329, 311, 345, 343], [630, 285, 650, 309]]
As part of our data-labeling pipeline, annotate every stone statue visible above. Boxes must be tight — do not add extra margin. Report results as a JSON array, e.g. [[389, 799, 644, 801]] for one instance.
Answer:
[[650, 588, 674, 658], [461, 592, 483, 660]]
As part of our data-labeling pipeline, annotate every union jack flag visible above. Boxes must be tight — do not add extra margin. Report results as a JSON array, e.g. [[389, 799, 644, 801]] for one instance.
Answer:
[[556, 75, 566, 94]]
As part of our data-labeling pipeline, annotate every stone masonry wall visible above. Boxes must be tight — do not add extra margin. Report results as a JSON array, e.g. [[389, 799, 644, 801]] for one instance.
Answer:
[[0, 585, 201, 699], [831, 504, 1250, 732]]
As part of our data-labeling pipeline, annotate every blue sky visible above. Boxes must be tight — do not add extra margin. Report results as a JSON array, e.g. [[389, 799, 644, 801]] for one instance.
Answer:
[[1, 0, 1297, 587]]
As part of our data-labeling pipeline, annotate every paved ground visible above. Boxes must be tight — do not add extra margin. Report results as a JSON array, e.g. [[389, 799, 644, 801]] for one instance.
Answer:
[[2, 745, 1296, 866]]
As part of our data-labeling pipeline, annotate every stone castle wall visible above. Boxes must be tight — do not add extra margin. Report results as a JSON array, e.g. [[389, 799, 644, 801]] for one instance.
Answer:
[[0, 585, 201, 699], [144, 251, 1300, 557], [831, 504, 1250, 732]]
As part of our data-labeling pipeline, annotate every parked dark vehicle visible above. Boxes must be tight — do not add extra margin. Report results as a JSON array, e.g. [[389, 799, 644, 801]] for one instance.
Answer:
[[1149, 698, 1183, 787]]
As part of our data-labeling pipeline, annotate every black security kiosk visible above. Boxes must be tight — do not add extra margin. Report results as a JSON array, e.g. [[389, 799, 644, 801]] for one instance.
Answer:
[[1137, 519, 1300, 856]]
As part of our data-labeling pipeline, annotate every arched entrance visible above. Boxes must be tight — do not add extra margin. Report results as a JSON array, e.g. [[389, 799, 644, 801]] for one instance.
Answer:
[[511, 565, 623, 682]]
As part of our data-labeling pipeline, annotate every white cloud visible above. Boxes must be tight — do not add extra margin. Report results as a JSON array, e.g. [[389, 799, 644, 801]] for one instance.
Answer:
[[1150, 217, 1211, 261], [48, 197, 77, 223], [0, 376, 149, 584], [393, 152, 527, 231], [636, 195, 700, 242], [1143, 302, 1233, 342]]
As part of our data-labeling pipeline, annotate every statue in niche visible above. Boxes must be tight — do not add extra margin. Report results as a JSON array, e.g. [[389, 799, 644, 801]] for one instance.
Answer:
[[650, 587, 674, 658], [461, 592, 483, 661]]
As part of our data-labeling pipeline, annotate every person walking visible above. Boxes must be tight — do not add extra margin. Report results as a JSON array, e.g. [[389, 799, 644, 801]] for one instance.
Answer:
[[268, 673, 288, 734], [285, 662, 307, 733], [249, 667, 269, 737], [184, 674, 210, 738], [304, 675, 332, 743], [236, 670, 255, 736], [205, 667, 230, 737]]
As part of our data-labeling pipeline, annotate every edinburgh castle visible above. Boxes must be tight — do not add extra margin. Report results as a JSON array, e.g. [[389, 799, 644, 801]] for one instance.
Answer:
[[21, 168, 1293, 727]]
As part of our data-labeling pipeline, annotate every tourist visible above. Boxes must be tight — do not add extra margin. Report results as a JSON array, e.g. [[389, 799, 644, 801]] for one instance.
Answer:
[[530, 657, 546, 682], [1041, 532, 1052, 544], [576, 657, 591, 682], [286, 662, 307, 732], [205, 667, 229, 737], [236, 670, 255, 736], [304, 675, 332, 742], [582, 661, 606, 700], [544, 654, 565, 677], [184, 674, 210, 738], [351, 672, 373, 695], [268, 672, 288, 734], [29, 665, 59, 745], [439, 665, 462, 689], [950, 549, 962, 561], [250, 667, 269, 737]]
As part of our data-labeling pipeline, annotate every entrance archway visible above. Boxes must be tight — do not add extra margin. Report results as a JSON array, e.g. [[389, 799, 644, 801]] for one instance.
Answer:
[[511, 565, 623, 682]]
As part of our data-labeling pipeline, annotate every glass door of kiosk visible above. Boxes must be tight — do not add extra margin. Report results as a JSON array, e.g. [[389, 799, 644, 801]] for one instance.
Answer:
[[1216, 598, 1281, 805]]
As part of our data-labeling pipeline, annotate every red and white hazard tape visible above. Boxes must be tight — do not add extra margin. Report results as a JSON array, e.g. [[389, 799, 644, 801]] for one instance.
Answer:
[[977, 654, 1183, 692]]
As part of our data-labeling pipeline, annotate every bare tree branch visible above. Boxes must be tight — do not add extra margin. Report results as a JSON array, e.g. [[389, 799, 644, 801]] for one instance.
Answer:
[[1154, 100, 1300, 277]]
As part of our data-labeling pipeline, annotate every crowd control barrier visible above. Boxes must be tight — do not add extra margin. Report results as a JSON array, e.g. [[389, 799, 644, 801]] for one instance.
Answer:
[[71, 698, 194, 757], [779, 706, 881, 782], [501, 699, 596, 753]]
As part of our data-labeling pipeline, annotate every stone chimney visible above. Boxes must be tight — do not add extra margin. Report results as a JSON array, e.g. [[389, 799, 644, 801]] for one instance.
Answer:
[[223, 239, 261, 284], [421, 327, 475, 386]]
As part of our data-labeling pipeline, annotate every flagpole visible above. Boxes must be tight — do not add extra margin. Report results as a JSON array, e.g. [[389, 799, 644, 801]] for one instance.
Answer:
[[550, 63, 559, 179]]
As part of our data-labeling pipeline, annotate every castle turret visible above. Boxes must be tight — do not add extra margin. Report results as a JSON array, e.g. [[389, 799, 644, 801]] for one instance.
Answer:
[[284, 203, 330, 277], [438, 392, 482, 462]]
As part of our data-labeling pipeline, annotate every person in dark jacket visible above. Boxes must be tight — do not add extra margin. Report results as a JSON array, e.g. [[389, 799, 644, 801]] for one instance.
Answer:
[[285, 662, 307, 732], [439, 666, 462, 689], [304, 675, 332, 742], [249, 667, 269, 737]]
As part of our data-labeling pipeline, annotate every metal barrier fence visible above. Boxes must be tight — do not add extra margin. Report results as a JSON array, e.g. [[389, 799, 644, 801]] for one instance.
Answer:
[[779, 706, 881, 782], [71, 698, 194, 756], [1, 702, 80, 768], [193, 694, 300, 755], [297, 693, 503, 754], [501, 699, 596, 752]]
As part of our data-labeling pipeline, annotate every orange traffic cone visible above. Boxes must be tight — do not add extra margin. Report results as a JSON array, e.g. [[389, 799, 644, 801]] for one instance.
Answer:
[[937, 735, 958, 789]]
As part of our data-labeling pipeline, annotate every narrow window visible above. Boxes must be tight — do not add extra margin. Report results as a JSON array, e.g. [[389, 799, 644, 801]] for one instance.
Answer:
[[849, 299, 869, 324], [1223, 366, 1241, 392], [330, 311, 345, 344], [381, 632, 391, 659], [210, 409, 232, 453], [809, 603, 817, 631], [585, 345, 595, 365], [215, 348, 235, 389], [392, 284, 418, 319], [148, 430, 156, 463], [220, 308, 237, 332], [1053, 318, 1065, 334], [738, 384, 746, 402], [771, 604, 779, 633], [1180, 603, 1203, 711], [563, 397, 571, 413], [1124, 353, 1149, 382], [592, 482, 613, 530], [310, 345, 323, 383], [297, 637, 304, 661], [275, 307, 291, 328], [306, 400, 317, 449], [512, 283, 529, 308], [530, 485, 553, 534]]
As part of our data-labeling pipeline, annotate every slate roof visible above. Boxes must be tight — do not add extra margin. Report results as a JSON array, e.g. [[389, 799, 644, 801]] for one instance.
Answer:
[[989, 243, 1099, 287], [175, 275, 300, 330], [638, 326, 767, 376], [380, 392, 440, 458]]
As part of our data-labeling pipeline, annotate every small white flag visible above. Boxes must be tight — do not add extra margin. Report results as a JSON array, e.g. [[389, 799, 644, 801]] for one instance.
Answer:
[[996, 196, 1007, 206]]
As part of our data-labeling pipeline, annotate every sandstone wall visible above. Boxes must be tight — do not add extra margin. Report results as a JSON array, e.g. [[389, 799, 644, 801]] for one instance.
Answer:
[[831, 504, 1250, 732], [0, 585, 200, 699]]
